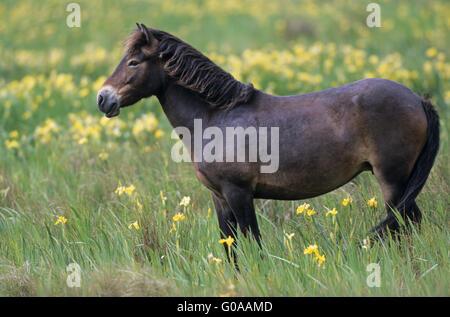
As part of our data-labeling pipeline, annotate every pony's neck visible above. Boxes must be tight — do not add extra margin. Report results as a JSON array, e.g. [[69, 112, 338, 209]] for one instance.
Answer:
[[156, 80, 212, 132]]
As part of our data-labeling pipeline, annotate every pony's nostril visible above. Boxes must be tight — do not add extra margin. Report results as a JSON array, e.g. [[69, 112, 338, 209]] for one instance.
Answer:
[[97, 94, 104, 107]]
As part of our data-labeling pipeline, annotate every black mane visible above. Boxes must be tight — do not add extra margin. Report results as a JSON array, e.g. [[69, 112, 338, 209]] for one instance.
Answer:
[[125, 28, 255, 110]]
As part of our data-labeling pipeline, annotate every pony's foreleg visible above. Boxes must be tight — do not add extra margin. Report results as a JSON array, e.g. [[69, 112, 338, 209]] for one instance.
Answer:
[[221, 186, 262, 248], [212, 193, 238, 263]]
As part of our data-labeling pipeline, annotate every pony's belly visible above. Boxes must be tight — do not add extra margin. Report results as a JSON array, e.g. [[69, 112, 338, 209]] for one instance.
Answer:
[[254, 182, 342, 200], [253, 165, 367, 200]]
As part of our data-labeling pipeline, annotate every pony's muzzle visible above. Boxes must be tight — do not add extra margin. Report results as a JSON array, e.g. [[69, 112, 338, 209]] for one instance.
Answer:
[[97, 87, 120, 118]]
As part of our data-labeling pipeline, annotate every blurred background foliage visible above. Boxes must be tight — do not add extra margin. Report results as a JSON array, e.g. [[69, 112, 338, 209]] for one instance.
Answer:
[[0, 0, 448, 296]]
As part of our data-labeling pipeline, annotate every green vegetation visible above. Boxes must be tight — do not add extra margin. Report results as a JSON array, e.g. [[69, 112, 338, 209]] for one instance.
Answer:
[[0, 0, 448, 296]]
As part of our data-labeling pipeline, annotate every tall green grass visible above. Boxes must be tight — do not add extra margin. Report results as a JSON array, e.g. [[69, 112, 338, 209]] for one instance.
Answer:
[[0, 0, 448, 296]]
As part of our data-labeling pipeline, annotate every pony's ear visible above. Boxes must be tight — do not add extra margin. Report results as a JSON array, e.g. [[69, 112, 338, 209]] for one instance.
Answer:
[[126, 23, 158, 56], [139, 23, 156, 45], [139, 23, 158, 55]]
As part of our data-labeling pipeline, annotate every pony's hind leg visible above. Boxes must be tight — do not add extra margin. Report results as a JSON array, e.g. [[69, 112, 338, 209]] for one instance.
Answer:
[[365, 99, 439, 240], [370, 164, 422, 239], [370, 200, 422, 239], [409, 201, 423, 224], [370, 182, 404, 238]]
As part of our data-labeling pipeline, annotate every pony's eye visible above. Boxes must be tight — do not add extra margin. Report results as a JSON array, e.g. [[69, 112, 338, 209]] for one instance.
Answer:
[[128, 60, 140, 68]]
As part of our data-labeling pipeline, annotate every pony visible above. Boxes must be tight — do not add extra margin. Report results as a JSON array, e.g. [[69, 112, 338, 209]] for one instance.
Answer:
[[97, 23, 440, 259]]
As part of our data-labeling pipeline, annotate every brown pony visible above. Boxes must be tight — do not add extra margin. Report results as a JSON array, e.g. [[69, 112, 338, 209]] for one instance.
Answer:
[[97, 24, 440, 257]]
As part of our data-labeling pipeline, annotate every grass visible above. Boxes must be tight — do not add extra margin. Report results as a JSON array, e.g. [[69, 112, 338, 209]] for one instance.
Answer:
[[0, 0, 448, 296]]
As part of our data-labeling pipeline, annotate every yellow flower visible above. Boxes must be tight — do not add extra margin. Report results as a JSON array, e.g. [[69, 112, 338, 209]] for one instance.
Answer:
[[445, 90, 450, 102], [124, 184, 136, 195], [368, 55, 379, 65], [315, 253, 326, 266], [304, 244, 318, 255], [208, 253, 222, 265], [160, 190, 167, 203], [329, 231, 335, 241], [367, 196, 378, 208], [426, 47, 438, 58], [285, 232, 295, 240], [423, 61, 433, 73], [362, 237, 371, 250], [296, 203, 310, 214], [132, 113, 158, 137], [136, 198, 143, 212], [285, 232, 295, 247], [22, 111, 31, 120], [154, 129, 165, 139], [93, 76, 106, 91], [54, 216, 68, 226], [306, 208, 316, 216], [98, 151, 109, 160], [304, 244, 325, 266], [173, 213, 185, 222], [219, 236, 235, 247], [179, 196, 191, 207], [9, 130, 19, 138], [325, 207, 338, 216], [5, 139, 19, 149], [128, 220, 139, 230], [169, 222, 177, 233], [342, 197, 353, 206], [78, 137, 88, 145], [114, 182, 135, 196], [114, 181, 125, 195], [79, 87, 89, 98]]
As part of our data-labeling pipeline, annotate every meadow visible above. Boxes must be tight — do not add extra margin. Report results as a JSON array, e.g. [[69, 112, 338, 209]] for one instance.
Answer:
[[0, 0, 448, 296]]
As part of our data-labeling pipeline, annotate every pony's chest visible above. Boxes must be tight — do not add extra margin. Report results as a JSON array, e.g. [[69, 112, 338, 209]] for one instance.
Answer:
[[192, 162, 221, 194]]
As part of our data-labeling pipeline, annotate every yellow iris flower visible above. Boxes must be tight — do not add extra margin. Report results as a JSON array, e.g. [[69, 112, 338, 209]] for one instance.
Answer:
[[173, 213, 186, 222], [296, 203, 310, 214], [306, 208, 316, 216], [325, 208, 338, 216], [367, 196, 378, 208], [54, 216, 68, 226], [114, 181, 136, 196], [128, 221, 139, 230], [304, 244, 318, 255], [179, 196, 191, 207], [219, 236, 235, 247], [342, 197, 353, 206], [5, 139, 19, 149]]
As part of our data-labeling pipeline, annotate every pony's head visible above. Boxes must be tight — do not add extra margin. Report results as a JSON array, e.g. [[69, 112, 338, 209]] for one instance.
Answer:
[[97, 23, 165, 117], [97, 23, 254, 117]]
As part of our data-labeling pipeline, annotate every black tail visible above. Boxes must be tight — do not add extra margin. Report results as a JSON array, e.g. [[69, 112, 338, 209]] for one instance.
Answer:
[[395, 99, 440, 212]]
